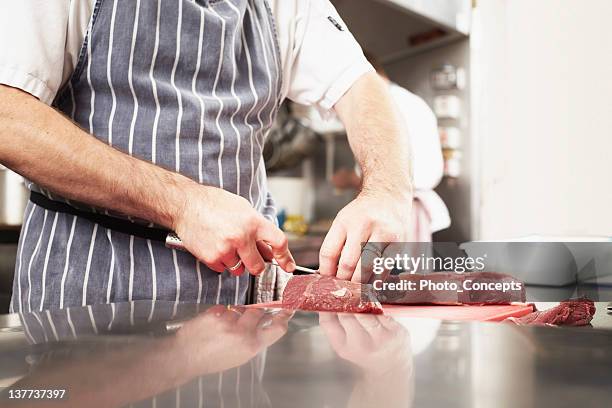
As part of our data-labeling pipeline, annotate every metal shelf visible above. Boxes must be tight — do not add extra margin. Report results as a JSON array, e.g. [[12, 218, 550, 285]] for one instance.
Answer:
[[374, 0, 471, 35], [331, 0, 470, 63]]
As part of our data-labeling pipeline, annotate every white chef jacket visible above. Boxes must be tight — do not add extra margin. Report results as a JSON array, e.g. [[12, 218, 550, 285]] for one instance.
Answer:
[[0, 0, 373, 112], [389, 82, 451, 233]]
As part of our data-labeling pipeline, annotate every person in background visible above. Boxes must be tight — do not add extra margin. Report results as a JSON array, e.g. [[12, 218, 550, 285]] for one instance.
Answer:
[[333, 52, 450, 241]]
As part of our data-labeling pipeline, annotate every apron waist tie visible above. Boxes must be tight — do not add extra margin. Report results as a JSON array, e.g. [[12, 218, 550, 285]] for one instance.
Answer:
[[29, 191, 170, 243]]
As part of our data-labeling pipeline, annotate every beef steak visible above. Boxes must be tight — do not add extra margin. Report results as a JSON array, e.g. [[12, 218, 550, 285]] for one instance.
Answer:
[[506, 298, 596, 326], [282, 275, 383, 314]]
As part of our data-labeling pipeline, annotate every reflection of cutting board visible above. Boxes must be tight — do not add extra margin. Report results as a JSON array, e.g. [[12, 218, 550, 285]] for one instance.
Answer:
[[381, 304, 534, 321], [248, 302, 534, 322]]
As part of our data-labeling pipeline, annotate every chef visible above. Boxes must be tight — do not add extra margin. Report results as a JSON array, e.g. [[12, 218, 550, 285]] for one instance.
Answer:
[[0, 0, 412, 313]]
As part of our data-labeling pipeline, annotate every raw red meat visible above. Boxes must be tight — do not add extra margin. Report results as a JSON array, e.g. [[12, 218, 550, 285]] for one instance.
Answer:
[[282, 275, 383, 314], [506, 298, 596, 326], [377, 272, 526, 305]]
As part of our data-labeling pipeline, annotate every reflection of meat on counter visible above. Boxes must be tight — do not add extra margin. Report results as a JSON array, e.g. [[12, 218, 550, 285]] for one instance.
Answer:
[[506, 298, 596, 326], [282, 275, 383, 314]]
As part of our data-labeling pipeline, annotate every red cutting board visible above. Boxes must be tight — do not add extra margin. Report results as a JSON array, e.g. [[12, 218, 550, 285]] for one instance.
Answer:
[[248, 302, 534, 322]]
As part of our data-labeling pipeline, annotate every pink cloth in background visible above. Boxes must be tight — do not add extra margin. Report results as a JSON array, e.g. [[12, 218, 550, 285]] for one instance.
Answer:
[[409, 198, 433, 242]]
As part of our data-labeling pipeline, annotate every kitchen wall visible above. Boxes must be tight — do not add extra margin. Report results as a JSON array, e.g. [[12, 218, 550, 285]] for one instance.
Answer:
[[471, 0, 612, 239]]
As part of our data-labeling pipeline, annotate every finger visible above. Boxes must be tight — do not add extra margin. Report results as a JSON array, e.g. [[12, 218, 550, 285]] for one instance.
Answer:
[[375, 316, 408, 344], [191, 244, 225, 273], [221, 251, 245, 276], [318, 313, 346, 346], [257, 221, 295, 272], [354, 314, 383, 332], [379, 242, 403, 281], [258, 312, 292, 346], [354, 240, 389, 284], [337, 227, 371, 281], [237, 308, 265, 332], [206, 304, 228, 317], [337, 313, 373, 348], [204, 304, 241, 325], [222, 305, 243, 323], [353, 245, 376, 284], [354, 315, 396, 345], [238, 242, 267, 276], [351, 254, 366, 284], [256, 241, 274, 262], [319, 223, 346, 276], [259, 309, 294, 331], [209, 264, 226, 273], [377, 315, 402, 332], [276, 309, 295, 322], [262, 312, 290, 332], [204, 260, 225, 274], [228, 305, 247, 314]]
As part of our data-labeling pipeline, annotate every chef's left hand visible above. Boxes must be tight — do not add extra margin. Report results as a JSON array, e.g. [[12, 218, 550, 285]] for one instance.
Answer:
[[319, 191, 412, 283], [319, 313, 412, 377]]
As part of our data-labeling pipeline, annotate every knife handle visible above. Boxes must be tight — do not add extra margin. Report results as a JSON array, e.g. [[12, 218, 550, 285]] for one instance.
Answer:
[[165, 232, 186, 251]]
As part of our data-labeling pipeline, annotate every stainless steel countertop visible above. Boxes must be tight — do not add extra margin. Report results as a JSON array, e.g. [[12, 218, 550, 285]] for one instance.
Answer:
[[0, 301, 611, 407]]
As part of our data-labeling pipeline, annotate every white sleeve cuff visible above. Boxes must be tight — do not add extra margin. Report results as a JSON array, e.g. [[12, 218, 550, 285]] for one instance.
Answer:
[[0, 66, 55, 104]]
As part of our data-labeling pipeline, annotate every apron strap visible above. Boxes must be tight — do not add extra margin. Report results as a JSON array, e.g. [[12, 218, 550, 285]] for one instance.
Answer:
[[29, 191, 170, 243]]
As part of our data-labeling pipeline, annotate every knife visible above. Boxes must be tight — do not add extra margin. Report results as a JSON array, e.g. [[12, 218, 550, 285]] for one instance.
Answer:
[[165, 233, 319, 274], [269, 259, 319, 274]]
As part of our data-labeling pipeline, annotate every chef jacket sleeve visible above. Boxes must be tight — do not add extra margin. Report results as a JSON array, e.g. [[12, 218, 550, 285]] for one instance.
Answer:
[[286, 0, 374, 114], [0, 2, 70, 104]]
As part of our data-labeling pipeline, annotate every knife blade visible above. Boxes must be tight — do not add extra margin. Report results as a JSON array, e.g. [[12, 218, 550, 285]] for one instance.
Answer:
[[269, 259, 319, 274]]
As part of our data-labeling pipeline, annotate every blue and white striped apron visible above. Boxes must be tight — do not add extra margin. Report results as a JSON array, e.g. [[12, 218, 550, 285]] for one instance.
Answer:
[[18, 301, 272, 407], [10, 0, 282, 313]]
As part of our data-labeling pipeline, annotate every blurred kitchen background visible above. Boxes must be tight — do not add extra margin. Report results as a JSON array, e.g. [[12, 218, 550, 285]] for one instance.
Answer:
[[1, 0, 611, 310]]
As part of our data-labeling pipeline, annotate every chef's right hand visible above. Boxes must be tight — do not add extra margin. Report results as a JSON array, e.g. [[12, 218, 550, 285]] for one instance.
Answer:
[[176, 305, 293, 375], [173, 185, 295, 276]]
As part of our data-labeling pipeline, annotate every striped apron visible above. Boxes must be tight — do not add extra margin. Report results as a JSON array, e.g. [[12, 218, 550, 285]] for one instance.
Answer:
[[10, 0, 282, 313], [18, 301, 272, 408]]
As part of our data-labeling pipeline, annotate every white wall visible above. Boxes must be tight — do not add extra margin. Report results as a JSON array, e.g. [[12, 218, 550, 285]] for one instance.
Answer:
[[472, 0, 612, 239]]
